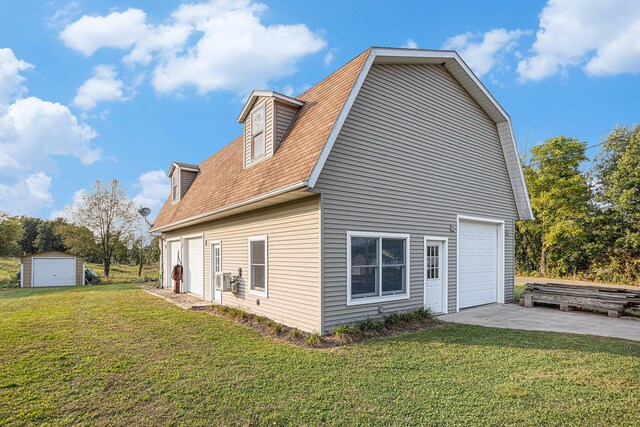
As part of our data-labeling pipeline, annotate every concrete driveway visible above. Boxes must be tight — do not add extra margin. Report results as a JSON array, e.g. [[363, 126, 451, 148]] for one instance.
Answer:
[[440, 304, 640, 342]]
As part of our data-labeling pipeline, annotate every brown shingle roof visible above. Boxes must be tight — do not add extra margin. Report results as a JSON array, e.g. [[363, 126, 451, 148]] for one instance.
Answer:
[[152, 49, 370, 230]]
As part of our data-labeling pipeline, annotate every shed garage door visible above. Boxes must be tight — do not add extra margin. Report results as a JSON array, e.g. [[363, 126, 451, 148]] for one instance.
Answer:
[[458, 220, 499, 308], [33, 258, 76, 287], [185, 237, 204, 298]]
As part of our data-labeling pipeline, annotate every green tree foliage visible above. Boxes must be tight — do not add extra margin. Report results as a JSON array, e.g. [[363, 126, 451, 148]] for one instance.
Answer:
[[54, 222, 99, 261], [589, 125, 640, 282], [517, 137, 591, 276], [17, 216, 42, 255], [33, 218, 66, 253], [0, 212, 23, 256]]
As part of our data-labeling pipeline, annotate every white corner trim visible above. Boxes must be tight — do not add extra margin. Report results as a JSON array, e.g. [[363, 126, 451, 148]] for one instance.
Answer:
[[83, 262, 86, 285], [20, 263, 23, 288], [506, 118, 535, 220], [346, 230, 411, 306], [456, 215, 505, 312], [424, 236, 449, 315], [248, 235, 268, 298]]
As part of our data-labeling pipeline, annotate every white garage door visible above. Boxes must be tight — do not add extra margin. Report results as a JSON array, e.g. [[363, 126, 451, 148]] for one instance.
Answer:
[[185, 237, 204, 298], [167, 240, 181, 288], [33, 258, 76, 287], [459, 221, 498, 308]]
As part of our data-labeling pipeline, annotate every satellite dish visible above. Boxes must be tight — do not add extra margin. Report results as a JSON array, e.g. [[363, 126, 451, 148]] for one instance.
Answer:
[[138, 207, 151, 218]]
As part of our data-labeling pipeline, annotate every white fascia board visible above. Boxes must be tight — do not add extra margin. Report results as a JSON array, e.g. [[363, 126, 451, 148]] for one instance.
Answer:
[[306, 47, 532, 220], [237, 90, 304, 123]]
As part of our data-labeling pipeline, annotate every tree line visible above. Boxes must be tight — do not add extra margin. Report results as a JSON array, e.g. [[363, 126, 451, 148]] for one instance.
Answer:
[[517, 125, 640, 284], [0, 180, 159, 277]]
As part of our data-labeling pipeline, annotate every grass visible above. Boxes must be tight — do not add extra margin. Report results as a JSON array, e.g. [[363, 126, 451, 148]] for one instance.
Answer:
[[0, 257, 158, 286], [1, 285, 639, 426]]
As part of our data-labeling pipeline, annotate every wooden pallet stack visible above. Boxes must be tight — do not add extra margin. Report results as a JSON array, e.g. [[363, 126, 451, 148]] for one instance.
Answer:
[[520, 282, 640, 318]]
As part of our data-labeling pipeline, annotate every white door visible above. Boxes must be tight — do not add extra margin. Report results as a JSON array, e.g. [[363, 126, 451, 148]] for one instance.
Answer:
[[425, 240, 445, 314], [33, 258, 76, 287], [458, 220, 499, 308], [210, 242, 222, 303], [167, 240, 181, 289], [185, 237, 204, 298]]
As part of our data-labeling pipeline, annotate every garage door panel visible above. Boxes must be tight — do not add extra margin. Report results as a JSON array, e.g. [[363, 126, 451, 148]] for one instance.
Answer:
[[33, 258, 76, 287], [459, 221, 498, 308]]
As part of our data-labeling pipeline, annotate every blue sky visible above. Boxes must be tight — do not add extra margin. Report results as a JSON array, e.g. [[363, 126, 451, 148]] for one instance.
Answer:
[[1, 0, 639, 220]]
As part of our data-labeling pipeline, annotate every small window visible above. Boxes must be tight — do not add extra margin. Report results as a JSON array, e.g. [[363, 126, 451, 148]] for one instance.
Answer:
[[251, 105, 265, 161], [249, 236, 267, 296], [348, 232, 410, 305], [426, 244, 439, 280], [172, 183, 178, 202]]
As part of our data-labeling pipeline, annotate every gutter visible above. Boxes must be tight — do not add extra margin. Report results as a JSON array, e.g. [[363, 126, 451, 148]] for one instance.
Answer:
[[150, 180, 309, 233]]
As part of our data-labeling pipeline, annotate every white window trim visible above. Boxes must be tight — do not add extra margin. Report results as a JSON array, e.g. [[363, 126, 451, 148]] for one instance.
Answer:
[[248, 235, 268, 297], [424, 236, 449, 315], [250, 104, 266, 162], [210, 240, 222, 303], [455, 215, 505, 312], [346, 231, 411, 306]]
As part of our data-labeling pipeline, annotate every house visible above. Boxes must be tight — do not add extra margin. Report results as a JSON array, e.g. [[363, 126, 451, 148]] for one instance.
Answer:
[[20, 251, 85, 287], [150, 47, 533, 334]]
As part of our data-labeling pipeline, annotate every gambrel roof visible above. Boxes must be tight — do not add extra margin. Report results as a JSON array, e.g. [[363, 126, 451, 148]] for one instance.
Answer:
[[151, 47, 533, 232]]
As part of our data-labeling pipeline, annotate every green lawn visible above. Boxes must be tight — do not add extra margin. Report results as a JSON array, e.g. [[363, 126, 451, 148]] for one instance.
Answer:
[[1, 285, 639, 426], [0, 257, 158, 286]]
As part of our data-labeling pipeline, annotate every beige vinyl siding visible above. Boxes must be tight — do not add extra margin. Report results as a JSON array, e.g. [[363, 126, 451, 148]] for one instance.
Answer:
[[274, 102, 298, 150], [244, 97, 274, 168], [21, 252, 84, 287], [315, 64, 518, 331], [180, 170, 197, 198], [163, 196, 321, 332]]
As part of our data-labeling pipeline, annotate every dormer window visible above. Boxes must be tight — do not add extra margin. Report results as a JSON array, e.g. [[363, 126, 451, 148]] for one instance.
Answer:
[[168, 161, 200, 205], [251, 105, 265, 161]]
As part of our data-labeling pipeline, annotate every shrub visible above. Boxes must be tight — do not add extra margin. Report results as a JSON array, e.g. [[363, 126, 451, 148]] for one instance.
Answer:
[[269, 323, 283, 336], [331, 324, 357, 343], [287, 328, 302, 340], [306, 331, 322, 347], [356, 317, 384, 333]]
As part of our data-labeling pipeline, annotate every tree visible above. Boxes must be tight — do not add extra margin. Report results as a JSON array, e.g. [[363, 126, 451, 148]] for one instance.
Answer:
[[590, 125, 640, 282], [69, 180, 139, 277], [17, 216, 42, 255], [33, 218, 66, 253], [522, 136, 591, 276], [54, 222, 99, 260], [0, 212, 22, 256]]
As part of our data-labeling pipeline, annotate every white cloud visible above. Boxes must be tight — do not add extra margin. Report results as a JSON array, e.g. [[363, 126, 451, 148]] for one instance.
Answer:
[[132, 169, 170, 219], [0, 172, 54, 215], [0, 48, 33, 105], [444, 29, 527, 77], [0, 49, 100, 216], [74, 65, 127, 111], [46, 1, 82, 29], [518, 0, 640, 81], [402, 38, 418, 49], [324, 51, 334, 66], [60, 8, 148, 56], [60, 1, 326, 95], [50, 188, 86, 220]]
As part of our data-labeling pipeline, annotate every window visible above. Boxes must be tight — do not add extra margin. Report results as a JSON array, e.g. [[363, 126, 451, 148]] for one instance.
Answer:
[[347, 232, 410, 305], [172, 182, 178, 202], [426, 244, 439, 279], [249, 236, 267, 296], [251, 105, 265, 161]]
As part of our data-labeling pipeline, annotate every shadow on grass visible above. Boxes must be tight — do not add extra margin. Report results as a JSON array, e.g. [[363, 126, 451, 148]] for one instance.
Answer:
[[382, 322, 640, 358]]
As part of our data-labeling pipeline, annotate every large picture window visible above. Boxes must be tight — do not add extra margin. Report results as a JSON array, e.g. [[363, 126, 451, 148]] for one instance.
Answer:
[[248, 236, 267, 296], [251, 105, 265, 161], [347, 232, 410, 305]]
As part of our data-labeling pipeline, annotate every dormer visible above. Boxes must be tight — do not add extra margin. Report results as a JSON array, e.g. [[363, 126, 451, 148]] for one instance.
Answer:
[[238, 90, 304, 168], [168, 161, 200, 204]]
